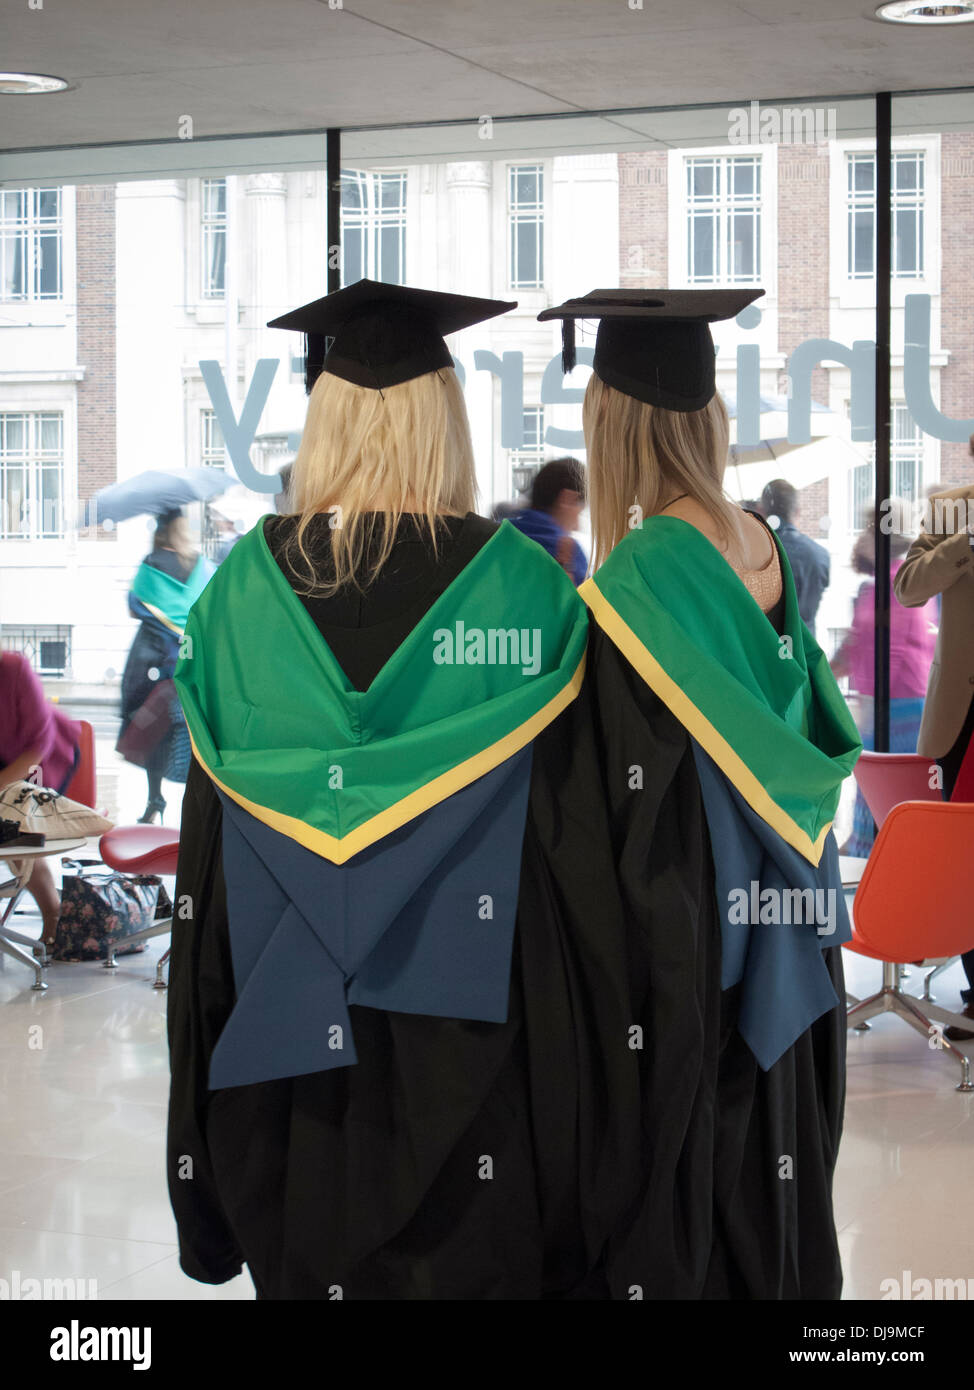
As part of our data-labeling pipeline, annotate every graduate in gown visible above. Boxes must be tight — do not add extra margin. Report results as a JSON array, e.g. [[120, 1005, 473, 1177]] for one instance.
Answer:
[[539, 288, 862, 1299], [166, 280, 639, 1299]]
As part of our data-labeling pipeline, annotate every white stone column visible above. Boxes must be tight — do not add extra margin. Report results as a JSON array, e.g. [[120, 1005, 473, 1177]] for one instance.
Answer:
[[547, 154, 620, 461], [445, 162, 496, 509], [243, 172, 289, 439]]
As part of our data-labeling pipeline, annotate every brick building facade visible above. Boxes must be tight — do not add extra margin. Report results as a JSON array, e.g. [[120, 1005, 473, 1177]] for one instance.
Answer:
[[75, 184, 117, 531]]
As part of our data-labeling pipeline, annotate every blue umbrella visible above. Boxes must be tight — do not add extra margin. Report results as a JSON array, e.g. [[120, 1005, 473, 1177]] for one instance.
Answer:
[[93, 468, 231, 524]]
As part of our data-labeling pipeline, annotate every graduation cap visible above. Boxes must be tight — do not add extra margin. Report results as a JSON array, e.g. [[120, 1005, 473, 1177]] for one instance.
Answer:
[[267, 278, 516, 395], [538, 287, 765, 412]]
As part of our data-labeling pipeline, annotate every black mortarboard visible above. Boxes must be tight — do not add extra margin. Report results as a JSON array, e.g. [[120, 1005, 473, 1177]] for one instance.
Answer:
[[538, 287, 765, 412], [268, 278, 516, 395]]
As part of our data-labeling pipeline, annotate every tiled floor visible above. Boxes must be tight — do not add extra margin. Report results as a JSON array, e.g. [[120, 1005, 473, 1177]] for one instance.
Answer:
[[1, 905, 971, 1301]]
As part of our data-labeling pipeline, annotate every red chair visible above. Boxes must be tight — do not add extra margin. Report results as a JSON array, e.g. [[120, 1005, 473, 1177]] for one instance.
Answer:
[[63, 719, 96, 809], [853, 750, 939, 826], [845, 800, 974, 1091], [99, 825, 179, 987]]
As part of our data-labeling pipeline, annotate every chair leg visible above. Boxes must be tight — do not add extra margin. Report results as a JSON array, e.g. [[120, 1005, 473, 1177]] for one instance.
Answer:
[[103, 918, 172, 975], [0, 933, 47, 991], [846, 990, 887, 1031], [153, 946, 171, 990], [922, 957, 957, 1003], [891, 992, 974, 1093]]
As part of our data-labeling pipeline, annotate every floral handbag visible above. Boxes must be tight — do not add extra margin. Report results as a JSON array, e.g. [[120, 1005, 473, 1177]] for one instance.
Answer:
[[51, 859, 169, 962]]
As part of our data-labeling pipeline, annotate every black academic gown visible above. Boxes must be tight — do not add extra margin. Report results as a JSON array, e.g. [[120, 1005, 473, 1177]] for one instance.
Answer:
[[588, 619, 846, 1301], [166, 513, 639, 1300]]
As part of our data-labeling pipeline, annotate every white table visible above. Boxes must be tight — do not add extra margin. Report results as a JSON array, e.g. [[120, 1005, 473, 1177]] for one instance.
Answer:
[[0, 838, 87, 991], [840, 855, 869, 890]]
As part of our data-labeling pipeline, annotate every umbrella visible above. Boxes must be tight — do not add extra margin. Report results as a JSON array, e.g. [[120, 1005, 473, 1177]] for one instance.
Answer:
[[721, 391, 842, 499], [725, 439, 831, 501], [720, 390, 833, 421], [93, 468, 231, 525], [729, 435, 824, 467]]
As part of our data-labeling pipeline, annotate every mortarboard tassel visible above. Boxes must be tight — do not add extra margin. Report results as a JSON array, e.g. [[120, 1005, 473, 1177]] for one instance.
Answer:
[[304, 333, 327, 395], [561, 318, 577, 376]]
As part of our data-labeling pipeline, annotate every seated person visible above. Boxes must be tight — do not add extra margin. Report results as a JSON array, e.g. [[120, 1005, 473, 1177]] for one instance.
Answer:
[[0, 649, 82, 949]]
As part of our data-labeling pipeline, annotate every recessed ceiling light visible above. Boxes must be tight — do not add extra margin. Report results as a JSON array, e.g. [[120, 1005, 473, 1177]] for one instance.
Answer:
[[876, 1, 974, 21], [0, 72, 69, 95]]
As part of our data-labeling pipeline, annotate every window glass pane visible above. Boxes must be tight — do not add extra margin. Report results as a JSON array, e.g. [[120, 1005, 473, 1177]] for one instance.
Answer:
[[2, 239, 23, 298], [341, 171, 364, 209], [731, 214, 756, 278], [853, 210, 873, 275], [2, 466, 27, 536], [342, 226, 364, 284], [732, 160, 755, 197], [894, 208, 918, 275], [379, 224, 402, 283], [3, 415, 26, 452], [515, 220, 540, 285], [37, 233, 61, 297], [853, 156, 874, 191], [1, 189, 25, 220], [689, 161, 715, 198], [513, 167, 540, 204], [380, 174, 405, 209], [894, 155, 917, 191], [40, 466, 61, 535], [40, 414, 62, 451], [37, 188, 60, 220], [690, 214, 715, 279]]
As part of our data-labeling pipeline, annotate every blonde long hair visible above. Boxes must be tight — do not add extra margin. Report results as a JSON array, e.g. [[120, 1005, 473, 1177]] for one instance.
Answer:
[[583, 372, 743, 571], [283, 366, 477, 595]]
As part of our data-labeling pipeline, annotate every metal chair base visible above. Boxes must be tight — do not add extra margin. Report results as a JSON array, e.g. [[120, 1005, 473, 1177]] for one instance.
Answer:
[[153, 946, 171, 990], [922, 956, 958, 1003], [102, 916, 173, 973], [847, 961, 973, 1092], [0, 934, 48, 990]]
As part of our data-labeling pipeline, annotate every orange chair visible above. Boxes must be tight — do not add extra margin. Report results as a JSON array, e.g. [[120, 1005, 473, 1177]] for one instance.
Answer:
[[845, 800, 974, 1091], [63, 719, 96, 809], [853, 750, 948, 1000]]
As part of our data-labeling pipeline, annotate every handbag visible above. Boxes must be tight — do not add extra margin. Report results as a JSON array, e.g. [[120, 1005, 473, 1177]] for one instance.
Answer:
[[116, 679, 176, 768], [50, 858, 165, 961], [0, 781, 112, 839]]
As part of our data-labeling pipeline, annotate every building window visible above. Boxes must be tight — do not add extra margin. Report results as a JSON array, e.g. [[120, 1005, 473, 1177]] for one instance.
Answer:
[[846, 152, 925, 280], [341, 170, 407, 284], [0, 187, 63, 301], [685, 156, 761, 283], [508, 406, 545, 494], [851, 403, 924, 531], [201, 178, 227, 298], [508, 165, 544, 290], [200, 408, 225, 467], [0, 411, 64, 539], [1, 625, 72, 677]]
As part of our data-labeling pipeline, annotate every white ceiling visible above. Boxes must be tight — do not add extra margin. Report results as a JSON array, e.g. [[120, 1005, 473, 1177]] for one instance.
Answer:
[[1, 0, 972, 161]]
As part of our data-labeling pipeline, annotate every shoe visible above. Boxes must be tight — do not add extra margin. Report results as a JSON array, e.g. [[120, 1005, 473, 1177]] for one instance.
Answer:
[[137, 797, 166, 825]]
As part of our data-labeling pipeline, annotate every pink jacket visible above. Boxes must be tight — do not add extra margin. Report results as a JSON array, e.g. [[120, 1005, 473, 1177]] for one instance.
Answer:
[[0, 651, 82, 791], [846, 561, 939, 699]]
